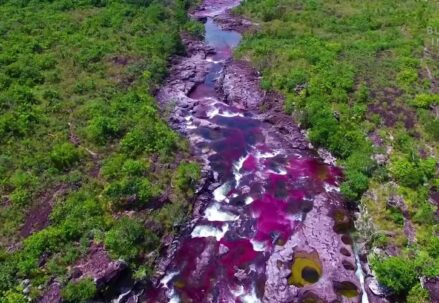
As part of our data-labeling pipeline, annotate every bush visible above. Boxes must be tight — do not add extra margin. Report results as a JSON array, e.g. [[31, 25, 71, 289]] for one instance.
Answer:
[[104, 177, 157, 209], [411, 93, 439, 108], [328, 129, 365, 159], [426, 118, 439, 140], [427, 237, 439, 258], [85, 116, 121, 145], [407, 283, 430, 303], [340, 170, 369, 201], [397, 68, 418, 89], [122, 159, 147, 177], [388, 156, 435, 188], [173, 162, 200, 196], [50, 142, 80, 170], [0, 0, 195, 297], [62, 278, 96, 303], [343, 151, 375, 175], [372, 256, 417, 295], [355, 83, 370, 103], [104, 217, 158, 261], [1, 288, 27, 303], [0, 260, 16, 293]]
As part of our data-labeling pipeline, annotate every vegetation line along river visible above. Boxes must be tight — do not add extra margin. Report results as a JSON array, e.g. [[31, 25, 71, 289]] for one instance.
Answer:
[[145, 0, 370, 302]]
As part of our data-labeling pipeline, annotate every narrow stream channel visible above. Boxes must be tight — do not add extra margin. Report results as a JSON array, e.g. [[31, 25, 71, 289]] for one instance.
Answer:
[[145, 1, 369, 302]]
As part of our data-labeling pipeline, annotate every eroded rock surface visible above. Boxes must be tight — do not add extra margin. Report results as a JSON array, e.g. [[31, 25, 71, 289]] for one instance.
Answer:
[[37, 281, 62, 303], [72, 243, 127, 288], [146, 0, 366, 302], [423, 276, 439, 302], [264, 193, 361, 303]]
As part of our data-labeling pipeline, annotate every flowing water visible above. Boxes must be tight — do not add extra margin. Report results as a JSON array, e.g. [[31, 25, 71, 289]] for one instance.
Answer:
[[146, 2, 368, 302]]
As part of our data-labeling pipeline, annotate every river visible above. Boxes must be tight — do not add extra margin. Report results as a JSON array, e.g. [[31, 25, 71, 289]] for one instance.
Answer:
[[144, 0, 367, 302]]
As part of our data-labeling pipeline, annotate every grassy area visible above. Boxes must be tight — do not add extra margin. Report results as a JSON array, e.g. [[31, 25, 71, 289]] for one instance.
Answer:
[[236, 0, 439, 300], [0, 0, 201, 301]]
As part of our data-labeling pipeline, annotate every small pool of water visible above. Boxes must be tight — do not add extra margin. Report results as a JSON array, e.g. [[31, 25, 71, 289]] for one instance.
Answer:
[[205, 18, 241, 51]]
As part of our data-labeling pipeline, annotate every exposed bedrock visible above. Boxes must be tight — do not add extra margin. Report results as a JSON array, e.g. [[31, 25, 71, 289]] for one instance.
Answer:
[[150, 1, 366, 302], [264, 193, 361, 303], [217, 60, 310, 151]]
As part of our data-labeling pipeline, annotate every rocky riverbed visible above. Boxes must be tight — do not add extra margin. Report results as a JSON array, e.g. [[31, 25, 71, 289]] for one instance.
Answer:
[[139, 0, 379, 302]]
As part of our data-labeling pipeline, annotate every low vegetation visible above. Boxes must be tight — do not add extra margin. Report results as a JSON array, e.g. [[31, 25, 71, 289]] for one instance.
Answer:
[[236, 0, 439, 299], [0, 0, 200, 301]]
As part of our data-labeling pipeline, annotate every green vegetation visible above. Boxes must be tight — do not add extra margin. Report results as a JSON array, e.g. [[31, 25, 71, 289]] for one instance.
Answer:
[[62, 278, 96, 303], [407, 283, 431, 303], [0, 0, 200, 301], [372, 252, 439, 296], [104, 217, 159, 261], [236, 0, 439, 299]]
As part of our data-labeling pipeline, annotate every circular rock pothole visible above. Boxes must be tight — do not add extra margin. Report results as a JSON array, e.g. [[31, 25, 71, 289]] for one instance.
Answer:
[[299, 292, 324, 303], [331, 208, 353, 234], [333, 281, 359, 298], [288, 251, 322, 287]]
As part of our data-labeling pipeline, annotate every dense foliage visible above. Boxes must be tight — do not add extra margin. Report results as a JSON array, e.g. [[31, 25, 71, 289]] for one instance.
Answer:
[[62, 278, 96, 303], [237, 0, 439, 299], [0, 0, 200, 301]]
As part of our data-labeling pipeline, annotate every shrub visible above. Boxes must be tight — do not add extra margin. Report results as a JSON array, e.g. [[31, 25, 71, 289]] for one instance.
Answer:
[[411, 93, 439, 108], [355, 83, 370, 103], [50, 142, 80, 170], [104, 217, 158, 261], [104, 177, 157, 209], [340, 170, 369, 201], [343, 151, 375, 176], [62, 278, 96, 303], [388, 156, 431, 188], [1, 288, 27, 303], [372, 256, 417, 295], [9, 188, 31, 206], [328, 129, 365, 159], [120, 128, 148, 156], [407, 283, 430, 303], [122, 159, 147, 177], [412, 202, 436, 225], [426, 118, 439, 140], [85, 116, 121, 145], [121, 123, 177, 156], [101, 154, 125, 179], [427, 237, 439, 258], [415, 251, 439, 278], [419, 157, 436, 179], [397, 68, 418, 89], [173, 162, 200, 196], [0, 259, 16, 293], [8, 84, 38, 105]]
